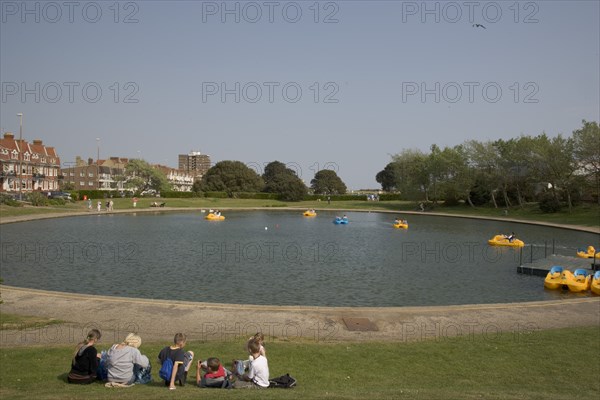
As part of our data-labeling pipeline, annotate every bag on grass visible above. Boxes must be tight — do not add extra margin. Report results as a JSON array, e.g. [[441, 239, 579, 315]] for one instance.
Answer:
[[269, 374, 297, 388], [158, 358, 173, 381]]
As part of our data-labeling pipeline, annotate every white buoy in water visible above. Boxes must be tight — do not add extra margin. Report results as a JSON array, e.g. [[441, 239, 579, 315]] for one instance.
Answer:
[[265, 227, 268, 230]]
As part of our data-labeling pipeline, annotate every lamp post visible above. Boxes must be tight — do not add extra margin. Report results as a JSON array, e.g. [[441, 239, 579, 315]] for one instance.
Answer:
[[96, 138, 100, 190], [17, 113, 23, 200]]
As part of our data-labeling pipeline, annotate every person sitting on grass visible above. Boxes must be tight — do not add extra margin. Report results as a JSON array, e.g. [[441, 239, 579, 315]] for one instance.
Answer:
[[158, 333, 194, 390], [234, 332, 267, 376], [105, 333, 151, 386], [233, 339, 269, 389], [196, 357, 230, 388], [67, 329, 102, 384]]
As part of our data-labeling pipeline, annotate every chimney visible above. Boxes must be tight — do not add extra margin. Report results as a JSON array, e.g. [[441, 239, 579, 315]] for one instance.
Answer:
[[88, 158, 94, 165], [3, 132, 14, 139], [33, 139, 43, 145]]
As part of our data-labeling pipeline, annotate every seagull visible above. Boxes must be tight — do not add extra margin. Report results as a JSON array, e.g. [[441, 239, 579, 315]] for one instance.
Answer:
[[473, 23, 486, 29]]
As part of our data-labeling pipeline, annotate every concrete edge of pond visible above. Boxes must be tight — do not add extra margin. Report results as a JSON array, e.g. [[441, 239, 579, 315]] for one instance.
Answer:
[[1, 285, 599, 347]]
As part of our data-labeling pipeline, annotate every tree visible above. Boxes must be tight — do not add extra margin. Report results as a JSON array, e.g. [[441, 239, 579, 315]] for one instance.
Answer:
[[125, 159, 171, 194], [200, 160, 264, 194], [310, 169, 347, 195], [390, 149, 430, 201], [529, 134, 578, 212], [263, 161, 307, 201], [376, 162, 403, 192], [573, 120, 600, 204]]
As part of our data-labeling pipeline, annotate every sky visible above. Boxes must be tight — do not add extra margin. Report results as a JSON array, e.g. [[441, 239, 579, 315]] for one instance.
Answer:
[[1, 0, 599, 190]]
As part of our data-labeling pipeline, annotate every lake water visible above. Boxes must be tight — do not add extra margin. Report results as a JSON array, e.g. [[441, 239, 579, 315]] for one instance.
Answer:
[[1, 210, 598, 307]]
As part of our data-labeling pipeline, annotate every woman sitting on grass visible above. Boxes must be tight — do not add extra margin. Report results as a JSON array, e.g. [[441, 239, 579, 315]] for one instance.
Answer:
[[67, 329, 102, 384], [104, 333, 151, 386]]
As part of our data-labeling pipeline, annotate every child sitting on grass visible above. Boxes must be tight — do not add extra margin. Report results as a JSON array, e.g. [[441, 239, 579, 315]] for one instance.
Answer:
[[158, 333, 194, 390], [196, 357, 230, 388]]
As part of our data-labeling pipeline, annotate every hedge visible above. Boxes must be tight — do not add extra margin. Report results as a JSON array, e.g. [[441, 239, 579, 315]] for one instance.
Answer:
[[160, 191, 201, 198]]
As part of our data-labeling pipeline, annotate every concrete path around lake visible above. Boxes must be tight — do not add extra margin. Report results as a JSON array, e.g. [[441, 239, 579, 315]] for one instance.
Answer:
[[1, 286, 599, 348]]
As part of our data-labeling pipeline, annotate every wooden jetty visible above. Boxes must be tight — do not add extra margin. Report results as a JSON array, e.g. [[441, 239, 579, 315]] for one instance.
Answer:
[[517, 254, 599, 277]]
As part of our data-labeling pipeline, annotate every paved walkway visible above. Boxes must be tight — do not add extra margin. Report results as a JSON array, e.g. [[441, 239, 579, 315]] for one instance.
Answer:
[[1, 286, 598, 347]]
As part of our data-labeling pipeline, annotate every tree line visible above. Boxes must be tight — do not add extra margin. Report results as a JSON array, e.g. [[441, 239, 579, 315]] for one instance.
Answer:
[[375, 120, 600, 211]]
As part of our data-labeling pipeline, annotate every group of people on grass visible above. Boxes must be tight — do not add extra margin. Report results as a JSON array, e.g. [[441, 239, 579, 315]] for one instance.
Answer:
[[67, 329, 269, 389]]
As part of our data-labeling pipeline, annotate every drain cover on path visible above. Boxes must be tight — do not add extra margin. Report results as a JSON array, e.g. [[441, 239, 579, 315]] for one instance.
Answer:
[[342, 317, 378, 332]]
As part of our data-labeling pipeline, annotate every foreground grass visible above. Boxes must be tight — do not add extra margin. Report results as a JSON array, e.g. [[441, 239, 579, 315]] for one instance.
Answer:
[[2, 199, 599, 228], [0, 326, 598, 400]]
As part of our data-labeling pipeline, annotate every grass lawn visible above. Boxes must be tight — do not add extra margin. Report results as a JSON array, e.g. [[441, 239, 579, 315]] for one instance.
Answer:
[[0, 326, 598, 399], [0, 313, 64, 331]]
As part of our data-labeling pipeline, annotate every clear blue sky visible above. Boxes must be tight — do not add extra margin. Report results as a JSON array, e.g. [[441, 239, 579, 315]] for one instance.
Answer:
[[1, 0, 599, 189]]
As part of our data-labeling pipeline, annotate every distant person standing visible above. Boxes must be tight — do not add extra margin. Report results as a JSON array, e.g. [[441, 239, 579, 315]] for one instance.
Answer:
[[87, 198, 92, 211], [97, 201, 102, 212], [132, 197, 138, 208], [109, 200, 114, 211]]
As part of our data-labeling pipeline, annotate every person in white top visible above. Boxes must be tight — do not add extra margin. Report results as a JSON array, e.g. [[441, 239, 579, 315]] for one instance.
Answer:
[[233, 339, 269, 388]]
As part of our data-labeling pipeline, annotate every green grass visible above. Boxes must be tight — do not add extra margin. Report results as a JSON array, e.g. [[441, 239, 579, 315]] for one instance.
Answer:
[[0, 313, 64, 331], [1, 326, 598, 399], [2, 198, 599, 228]]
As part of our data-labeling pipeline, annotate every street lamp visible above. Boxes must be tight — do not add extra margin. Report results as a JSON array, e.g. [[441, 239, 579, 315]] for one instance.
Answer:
[[17, 113, 23, 200]]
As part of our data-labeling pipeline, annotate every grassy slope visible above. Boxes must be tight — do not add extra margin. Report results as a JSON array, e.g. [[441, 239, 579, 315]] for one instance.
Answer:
[[0, 326, 598, 399]]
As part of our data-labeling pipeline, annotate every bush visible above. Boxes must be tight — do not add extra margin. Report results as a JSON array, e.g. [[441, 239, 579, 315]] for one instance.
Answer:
[[538, 193, 561, 213], [0, 193, 22, 207], [27, 191, 48, 206], [74, 190, 108, 200], [378, 193, 403, 201], [203, 191, 228, 198], [48, 198, 66, 206], [160, 191, 201, 198]]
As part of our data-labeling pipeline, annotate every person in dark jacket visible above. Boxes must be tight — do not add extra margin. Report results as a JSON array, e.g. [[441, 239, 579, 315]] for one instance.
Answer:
[[68, 329, 102, 384]]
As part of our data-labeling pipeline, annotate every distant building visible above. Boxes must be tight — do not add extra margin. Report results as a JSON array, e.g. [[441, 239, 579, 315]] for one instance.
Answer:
[[61, 156, 127, 191], [178, 151, 211, 178], [0, 132, 61, 194], [154, 164, 195, 192]]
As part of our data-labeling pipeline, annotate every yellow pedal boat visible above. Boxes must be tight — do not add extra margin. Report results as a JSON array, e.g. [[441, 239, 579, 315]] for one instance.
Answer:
[[393, 222, 408, 229], [487, 235, 524, 247], [205, 213, 225, 221], [576, 246, 600, 259], [591, 271, 600, 295], [567, 269, 591, 292], [544, 266, 567, 290], [303, 210, 317, 217]]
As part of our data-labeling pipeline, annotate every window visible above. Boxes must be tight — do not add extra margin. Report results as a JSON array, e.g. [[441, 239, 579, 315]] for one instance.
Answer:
[[79, 182, 84, 186]]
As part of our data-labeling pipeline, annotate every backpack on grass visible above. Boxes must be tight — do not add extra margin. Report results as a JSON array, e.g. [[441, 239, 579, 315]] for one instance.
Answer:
[[158, 358, 173, 381], [269, 374, 297, 388]]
